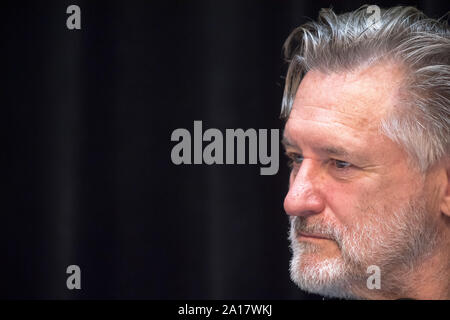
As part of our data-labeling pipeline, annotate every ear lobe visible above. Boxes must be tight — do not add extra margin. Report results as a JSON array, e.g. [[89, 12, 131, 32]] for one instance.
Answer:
[[440, 159, 450, 218]]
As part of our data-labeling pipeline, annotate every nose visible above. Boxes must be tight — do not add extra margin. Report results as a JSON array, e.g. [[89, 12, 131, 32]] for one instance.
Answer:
[[284, 158, 325, 217]]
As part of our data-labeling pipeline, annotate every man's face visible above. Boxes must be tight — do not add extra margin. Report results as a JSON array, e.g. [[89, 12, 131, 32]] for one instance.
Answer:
[[283, 64, 440, 299]]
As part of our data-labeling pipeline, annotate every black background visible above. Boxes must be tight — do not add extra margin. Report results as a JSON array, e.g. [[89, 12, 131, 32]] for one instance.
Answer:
[[3, 0, 449, 299]]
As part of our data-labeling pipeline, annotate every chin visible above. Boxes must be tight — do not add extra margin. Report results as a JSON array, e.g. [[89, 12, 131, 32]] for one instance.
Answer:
[[289, 246, 359, 299]]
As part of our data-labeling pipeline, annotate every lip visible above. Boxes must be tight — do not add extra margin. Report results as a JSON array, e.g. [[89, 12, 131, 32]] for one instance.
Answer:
[[297, 232, 331, 240]]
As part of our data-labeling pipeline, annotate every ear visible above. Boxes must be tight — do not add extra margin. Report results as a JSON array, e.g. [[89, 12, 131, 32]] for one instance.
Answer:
[[440, 158, 450, 218]]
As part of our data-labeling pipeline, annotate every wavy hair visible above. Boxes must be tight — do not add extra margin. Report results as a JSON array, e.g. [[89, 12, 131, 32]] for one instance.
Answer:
[[281, 5, 450, 172]]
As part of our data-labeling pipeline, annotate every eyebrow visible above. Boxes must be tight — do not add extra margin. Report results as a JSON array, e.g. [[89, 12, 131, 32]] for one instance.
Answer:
[[282, 136, 351, 158], [321, 146, 350, 158], [281, 136, 295, 148]]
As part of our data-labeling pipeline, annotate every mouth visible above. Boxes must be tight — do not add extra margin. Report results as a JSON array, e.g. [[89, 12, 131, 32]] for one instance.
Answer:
[[297, 231, 332, 241]]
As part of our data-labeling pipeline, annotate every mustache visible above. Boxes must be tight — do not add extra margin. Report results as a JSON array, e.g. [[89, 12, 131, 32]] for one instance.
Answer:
[[290, 216, 344, 243]]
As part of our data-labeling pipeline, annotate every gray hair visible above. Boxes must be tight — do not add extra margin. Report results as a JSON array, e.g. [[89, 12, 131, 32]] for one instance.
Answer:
[[281, 5, 450, 172]]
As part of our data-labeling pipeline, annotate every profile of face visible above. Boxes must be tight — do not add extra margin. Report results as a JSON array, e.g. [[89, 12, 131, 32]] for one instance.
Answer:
[[283, 63, 447, 299]]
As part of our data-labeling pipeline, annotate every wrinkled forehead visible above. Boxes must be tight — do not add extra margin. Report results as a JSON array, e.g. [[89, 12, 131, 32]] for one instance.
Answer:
[[289, 64, 405, 127], [283, 65, 408, 156], [286, 104, 374, 136]]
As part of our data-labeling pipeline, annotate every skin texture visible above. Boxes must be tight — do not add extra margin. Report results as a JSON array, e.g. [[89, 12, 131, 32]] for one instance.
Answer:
[[283, 62, 450, 299]]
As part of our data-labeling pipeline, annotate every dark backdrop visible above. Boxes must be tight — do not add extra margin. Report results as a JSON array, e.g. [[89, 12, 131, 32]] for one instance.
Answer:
[[3, 0, 448, 299]]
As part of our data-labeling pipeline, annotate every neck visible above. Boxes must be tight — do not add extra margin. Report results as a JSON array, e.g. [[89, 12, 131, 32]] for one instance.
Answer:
[[354, 237, 450, 300]]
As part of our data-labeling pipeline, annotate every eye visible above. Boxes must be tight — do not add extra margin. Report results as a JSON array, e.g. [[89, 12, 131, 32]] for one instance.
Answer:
[[286, 153, 303, 168], [331, 159, 352, 170]]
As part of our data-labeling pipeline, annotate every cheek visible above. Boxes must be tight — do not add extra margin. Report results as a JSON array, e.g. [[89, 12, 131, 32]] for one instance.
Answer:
[[323, 180, 377, 225]]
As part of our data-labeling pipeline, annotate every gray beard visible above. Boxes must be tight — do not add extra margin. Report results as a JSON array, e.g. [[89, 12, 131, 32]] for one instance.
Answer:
[[288, 194, 439, 299]]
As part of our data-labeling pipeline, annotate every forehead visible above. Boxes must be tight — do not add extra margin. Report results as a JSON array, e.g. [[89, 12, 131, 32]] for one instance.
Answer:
[[285, 64, 404, 144]]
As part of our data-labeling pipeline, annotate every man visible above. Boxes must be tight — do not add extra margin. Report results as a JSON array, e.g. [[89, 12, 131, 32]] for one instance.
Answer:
[[281, 5, 449, 300]]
